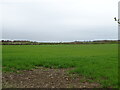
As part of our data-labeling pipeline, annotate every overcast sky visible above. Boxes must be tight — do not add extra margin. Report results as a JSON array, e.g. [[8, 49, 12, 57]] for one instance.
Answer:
[[0, 0, 119, 42]]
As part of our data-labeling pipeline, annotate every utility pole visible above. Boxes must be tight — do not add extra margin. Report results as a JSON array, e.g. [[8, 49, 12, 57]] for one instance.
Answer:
[[114, 17, 120, 24]]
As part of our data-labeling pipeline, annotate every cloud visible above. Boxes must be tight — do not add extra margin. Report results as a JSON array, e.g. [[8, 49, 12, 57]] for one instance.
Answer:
[[1, 0, 119, 41]]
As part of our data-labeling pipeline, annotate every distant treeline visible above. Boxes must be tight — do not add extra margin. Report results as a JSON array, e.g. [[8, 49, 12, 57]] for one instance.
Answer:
[[0, 40, 119, 45]]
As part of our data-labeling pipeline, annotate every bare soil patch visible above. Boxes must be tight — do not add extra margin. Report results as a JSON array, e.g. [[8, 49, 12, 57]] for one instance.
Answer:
[[2, 67, 100, 88]]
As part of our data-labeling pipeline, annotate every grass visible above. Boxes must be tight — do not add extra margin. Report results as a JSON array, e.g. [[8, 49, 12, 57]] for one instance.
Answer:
[[2, 44, 118, 87]]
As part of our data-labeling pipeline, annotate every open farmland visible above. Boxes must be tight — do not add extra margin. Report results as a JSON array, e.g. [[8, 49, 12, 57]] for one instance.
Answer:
[[2, 44, 118, 88]]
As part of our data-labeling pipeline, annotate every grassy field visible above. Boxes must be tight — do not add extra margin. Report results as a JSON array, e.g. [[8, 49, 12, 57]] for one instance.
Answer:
[[2, 44, 118, 87]]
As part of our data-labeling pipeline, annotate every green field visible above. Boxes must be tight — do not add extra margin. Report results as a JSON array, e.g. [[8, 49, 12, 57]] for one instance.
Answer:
[[2, 44, 118, 87]]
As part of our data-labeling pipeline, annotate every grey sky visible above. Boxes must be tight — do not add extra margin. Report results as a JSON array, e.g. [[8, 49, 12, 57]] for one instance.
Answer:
[[0, 0, 119, 42]]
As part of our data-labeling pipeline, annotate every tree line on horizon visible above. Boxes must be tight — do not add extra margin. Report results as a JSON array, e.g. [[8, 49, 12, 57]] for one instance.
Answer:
[[0, 40, 118, 45]]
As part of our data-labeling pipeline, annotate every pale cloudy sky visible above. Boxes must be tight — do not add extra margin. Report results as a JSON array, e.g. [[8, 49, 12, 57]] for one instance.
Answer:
[[0, 0, 119, 42]]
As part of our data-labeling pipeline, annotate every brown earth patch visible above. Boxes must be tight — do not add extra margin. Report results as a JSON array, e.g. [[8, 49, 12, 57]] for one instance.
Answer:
[[2, 67, 101, 88]]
